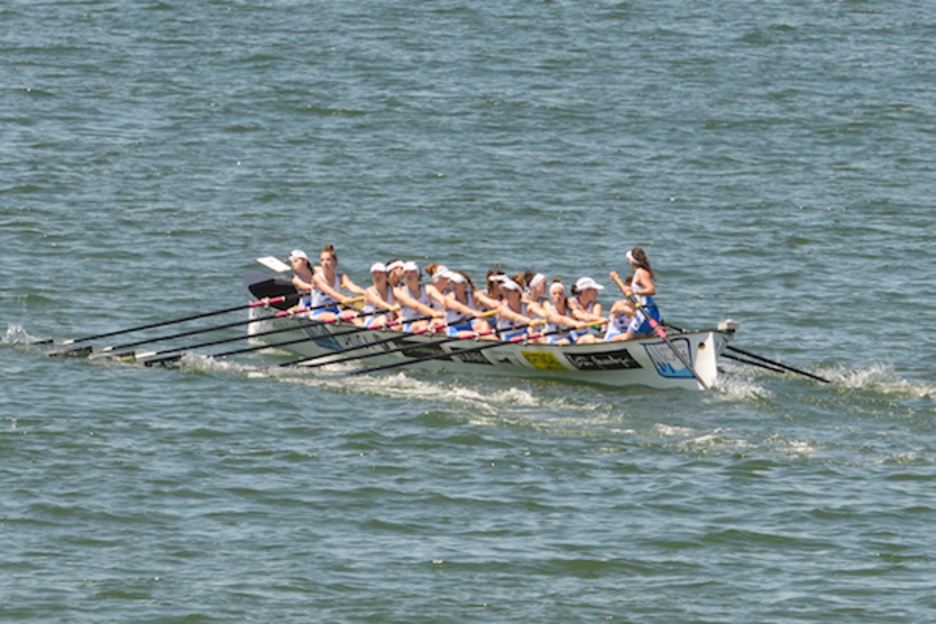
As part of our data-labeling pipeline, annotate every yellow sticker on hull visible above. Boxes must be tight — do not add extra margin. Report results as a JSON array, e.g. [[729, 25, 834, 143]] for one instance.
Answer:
[[522, 351, 568, 371]]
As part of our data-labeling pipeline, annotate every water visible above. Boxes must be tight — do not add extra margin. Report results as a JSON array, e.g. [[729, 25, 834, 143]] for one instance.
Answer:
[[3, 1, 935, 621]]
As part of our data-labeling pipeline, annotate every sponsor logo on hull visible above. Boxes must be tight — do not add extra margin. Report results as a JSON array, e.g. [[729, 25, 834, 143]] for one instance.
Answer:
[[565, 349, 642, 371], [642, 338, 694, 379], [522, 351, 568, 371], [302, 324, 342, 352]]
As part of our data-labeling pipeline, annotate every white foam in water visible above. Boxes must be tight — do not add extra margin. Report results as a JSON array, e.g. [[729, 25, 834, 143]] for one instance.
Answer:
[[713, 372, 774, 401], [4, 324, 41, 345], [175, 352, 263, 375], [830, 362, 936, 399]]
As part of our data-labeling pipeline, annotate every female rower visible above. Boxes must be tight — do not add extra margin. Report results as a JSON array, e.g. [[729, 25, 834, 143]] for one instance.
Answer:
[[496, 278, 536, 341], [610, 247, 661, 340], [568, 276, 607, 344], [288, 249, 316, 307], [474, 270, 505, 312], [539, 280, 589, 345], [358, 262, 399, 329], [424, 263, 451, 310], [522, 272, 550, 343], [385, 259, 405, 289], [604, 275, 635, 342], [393, 261, 443, 332], [443, 271, 488, 337], [309, 244, 366, 323]]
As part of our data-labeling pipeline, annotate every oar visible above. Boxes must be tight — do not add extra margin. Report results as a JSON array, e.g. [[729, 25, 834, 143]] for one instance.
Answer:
[[347, 320, 604, 377], [49, 297, 364, 358], [277, 314, 441, 368], [664, 323, 829, 384], [721, 352, 787, 375], [610, 274, 708, 389], [39, 294, 300, 348], [725, 345, 830, 383], [279, 309, 500, 369], [257, 256, 291, 273], [138, 308, 393, 366]]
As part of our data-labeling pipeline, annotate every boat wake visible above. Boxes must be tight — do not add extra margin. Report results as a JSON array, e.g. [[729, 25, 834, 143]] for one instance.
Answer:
[[165, 351, 567, 415]]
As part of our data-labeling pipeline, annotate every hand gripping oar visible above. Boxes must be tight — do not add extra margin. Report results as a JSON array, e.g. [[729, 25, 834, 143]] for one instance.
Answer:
[[48, 296, 363, 358], [40, 294, 300, 349], [610, 274, 708, 389], [139, 308, 393, 366], [347, 319, 604, 377], [279, 309, 499, 369]]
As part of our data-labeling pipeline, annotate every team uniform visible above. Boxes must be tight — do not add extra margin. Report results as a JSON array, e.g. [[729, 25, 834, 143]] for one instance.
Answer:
[[399, 284, 431, 331], [603, 312, 631, 342], [496, 302, 529, 341], [309, 273, 345, 319], [362, 288, 395, 329], [567, 297, 597, 342], [445, 296, 477, 336], [628, 289, 661, 335]]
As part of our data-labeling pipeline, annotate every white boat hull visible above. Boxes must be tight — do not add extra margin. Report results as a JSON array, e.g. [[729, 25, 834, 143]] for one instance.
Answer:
[[244, 274, 734, 391]]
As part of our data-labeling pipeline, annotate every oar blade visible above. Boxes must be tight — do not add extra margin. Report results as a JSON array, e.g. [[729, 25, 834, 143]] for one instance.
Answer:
[[257, 256, 291, 274], [46, 345, 94, 358]]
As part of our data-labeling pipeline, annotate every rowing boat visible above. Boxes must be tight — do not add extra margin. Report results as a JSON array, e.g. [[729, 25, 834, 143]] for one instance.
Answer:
[[244, 273, 738, 391]]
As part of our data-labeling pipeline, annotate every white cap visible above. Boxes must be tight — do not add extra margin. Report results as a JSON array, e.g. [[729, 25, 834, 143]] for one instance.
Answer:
[[549, 281, 566, 294], [289, 249, 308, 262], [528, 273, 546, 289], [489, 274, 508, 283], [448, 272, 467, 285], [386, 260, 405, 272], [431, 266, 451, 282], [625, 250, 636, 264], [501, 279, 523, 292], [402, 261, 420, 275], [575, 276, 605, 291], [369, 262, 387, 273]]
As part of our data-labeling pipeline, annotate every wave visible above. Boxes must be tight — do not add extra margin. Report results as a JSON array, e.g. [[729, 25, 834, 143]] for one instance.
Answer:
[[828, 362, 935, 400], [3, 324, 43, 345]]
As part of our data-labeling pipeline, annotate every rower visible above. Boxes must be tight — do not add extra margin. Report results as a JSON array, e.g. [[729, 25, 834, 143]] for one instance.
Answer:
[[393, 261, 442, 332], [496, 278, 534, 341], [309, 244, 365, 323], [568, 277, 607, 344]]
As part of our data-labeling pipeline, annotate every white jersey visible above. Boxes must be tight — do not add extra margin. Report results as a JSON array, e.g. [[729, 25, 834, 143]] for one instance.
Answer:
[[399, 284, 430, 322]]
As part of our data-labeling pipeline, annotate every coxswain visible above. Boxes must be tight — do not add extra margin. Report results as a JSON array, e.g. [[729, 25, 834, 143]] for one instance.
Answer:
[[610, 247, 661, 340]]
